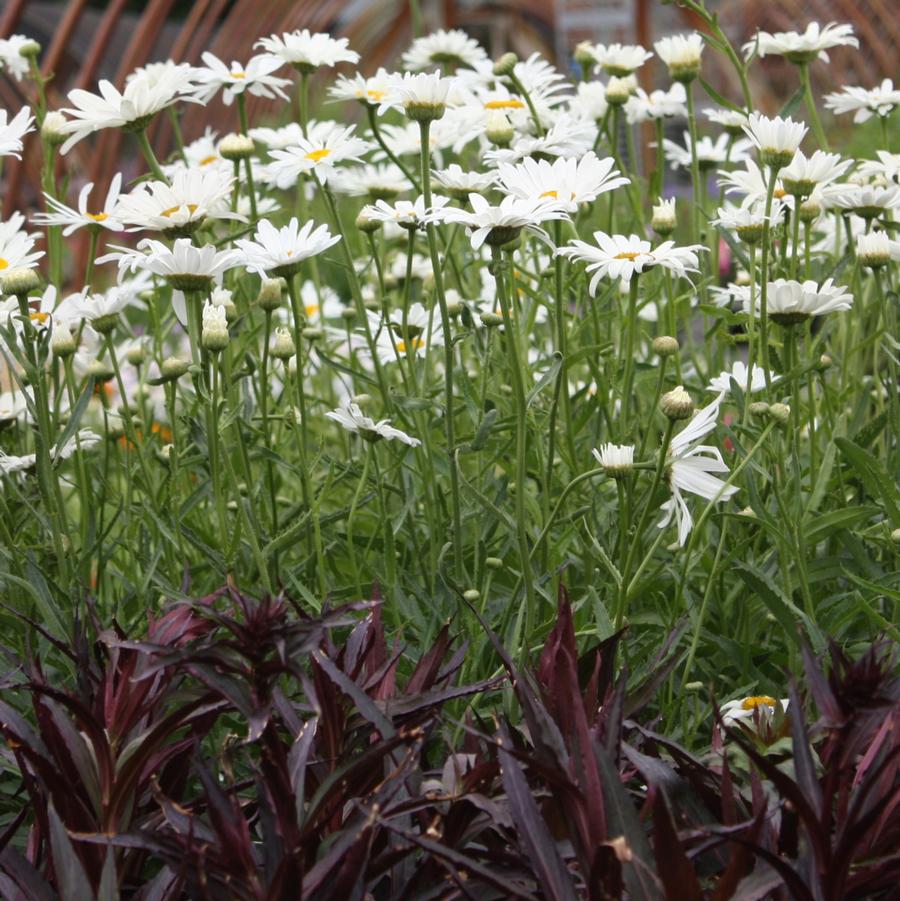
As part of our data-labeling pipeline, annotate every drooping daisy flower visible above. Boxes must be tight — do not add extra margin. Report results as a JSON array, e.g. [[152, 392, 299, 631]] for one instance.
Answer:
[[744, 22, 857, 64], [779, 150, 853, 197], [255, 29, 359, 72], [114, 168, 242, 235], [58, 68, 201, 153], [663, 132, 752, 171], [742, 113, 807, 168], [721, 696, 789, 728], [592, 443, 635, 478], [707, 361, 778, 395], [31, 173, 125, 236], [752, 278, 853, 324], [328, 68, 395, 110], [54, 429, 102, 462], [658, 393, 739, 546], [235, 217, 340, 278], [402, 28, 487, 71], [589, 43, 653, 76], [0, 107, 35, 159], [654, 32, 704, 81], [429, 192, 569, 250], [97, 238, 240, 291], [194, 52, 291, 106], [326, 402, 421, 447], [624, 83, 688, 123], [495, 152, 629, 210], [824, 79, 900, 123], [0, 35, 34, 82], [557, 232, 704, 292], [432, 164, 497, 199], [267, 124, 372, 188], [0, 451, 36, 476]]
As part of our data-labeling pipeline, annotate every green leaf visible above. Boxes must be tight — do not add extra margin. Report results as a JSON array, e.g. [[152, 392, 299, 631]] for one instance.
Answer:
[[698, 76, 743, 113], [836, 437, 900, 524], [778, 85, 805, 118]]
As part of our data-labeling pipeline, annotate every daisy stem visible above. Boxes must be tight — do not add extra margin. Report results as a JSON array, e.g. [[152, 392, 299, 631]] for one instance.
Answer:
[[654, 119, 665, 200], [758, 165, 780, 393], [235, 94, 259, 219], [298, 72, 309, 135], [84, 228, 99, 291], [790, 196, 803, 278], [492, 243, 536, 634], [365, 105, 420, 193], [619, 275, 641, 441], [508, 72, 544, 137], [133, 127, 167, 183], [615, 417, 675, 628], [420, 119, 464, 584], [798, 63, 828, 151], [166, 106, 188, 163], [743, 245, 758, 426], [260, 310, 278, 540], [685, 81, 703, 247]]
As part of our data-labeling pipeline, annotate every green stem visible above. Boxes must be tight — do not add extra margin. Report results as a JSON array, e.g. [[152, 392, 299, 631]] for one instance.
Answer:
[[133, 128, 167, 182], [798, 63, 828, 150]]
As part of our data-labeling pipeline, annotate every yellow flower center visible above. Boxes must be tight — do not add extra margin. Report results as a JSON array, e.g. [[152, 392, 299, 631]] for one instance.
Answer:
[[199, 155, 218, 166], [231, 70, 247, 79], [773, 188, 786, 199], [161, 203, 199, 218], [485, 99, 525, 110], [305, 304, 319, 317], [30, 312, 49, 324], [614, 251, 640, 261], [366, 89, 386, 101], [305, 148, 332, 163], [741, 695, 777, 711], [86, 212, 108, 222], [0, 258, 7, 270], [540, 190, 558, 199], [396, 338, 424, 354]]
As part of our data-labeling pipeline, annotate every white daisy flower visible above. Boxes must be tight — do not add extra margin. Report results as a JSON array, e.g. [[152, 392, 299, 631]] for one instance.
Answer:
[[235, 217, 340, 278], [744, 22, 857, 63], [658, 393, 739, 547], [114, 168, 242, 234], [255, 29, 359, 72], [624, 83, 687, 123], [0, 107, 35, 159], [0, 35, 33, 82], [592, 443, 635, 477], [267, 124, 372, 188], [663, 132, 752, 171], [830, 182, 900, 218], [707, 361, 778, 395], [557, 232, 704, 292], [856, 230, 900, 267], [328, 68, 395, 110], [569, 81, 609, 122], [824, 79, 900, 123], [741, 113, 807, 167], [31, 174, 125, 236], [589, 43, 653, 76], [402, 29, 487, 71], [484, 115, 597, 165], [654, 32, 704, 81], [856, 151, 900, 185], [495, 152, 629, 210], [381, 71, 460, 118], [326, 402, 421, 447], [55, 283, 137, 329], [58, 68, 201, 153], [753, 278, 854, 323], [705, 108, 749, 133], [429, 192, 569, 250], [361, 195, 449, 229], [721, 696, 788, 728], [718, 159, 788, 209], [330, 163, 410, 199], [711, 201, 783, 242], [780, 150, 853, 196], [194, 52, 291, 106], [0, 218, 43, 272], [432, 164, 497, 198]]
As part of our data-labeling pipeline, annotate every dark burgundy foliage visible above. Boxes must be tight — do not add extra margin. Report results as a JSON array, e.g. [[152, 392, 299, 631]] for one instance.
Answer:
[[0, 585, 896, 899]]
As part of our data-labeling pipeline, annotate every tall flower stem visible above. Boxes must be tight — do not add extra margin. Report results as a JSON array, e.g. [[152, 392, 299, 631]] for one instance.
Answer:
[[492, 243, 536, 635], [419, 119, 464, 582], [685, 82, 703, 247], [742, 245, 758, 425], [133, 128, 167, 182], [797, 63, 828, 150], [235, 94, 258, 220], [619, 275, 641, 441], [758, 166, 780, 391], [366, 106, 420, 192]]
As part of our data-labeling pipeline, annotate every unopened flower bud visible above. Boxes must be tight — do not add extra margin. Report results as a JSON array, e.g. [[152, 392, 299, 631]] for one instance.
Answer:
[[125, 343, 146, 366], [17, 39, 40, 59], [652, 335, 679, 357], [86, 359, 114, 383], [256, 277, 285, 312], [485, 109, 514, 147], [301, 326, 324, 341], [748, 401, 770, 418], [51, 328, 77, 358], [218, 133, 254, 161], [485, 556, 503, 570], [41, 111, 68, 147], [768, 402, 791, 424], [1, 267, 40, 297], [891, 528, 900, 545], [605, 76, 631, 105], [818, 353, 832, 370], [798, 199, 821, 223], [661, 385, 693, 420], [161, 356, 190, 382], [340, 307, 356, 322], [480, 311, 504, 328], [651, 199, 677, 237], [462, 589, 480, 603], [351, 393, 371, 407], [492, 52, 518, 77], [684, 681, 704, 692]]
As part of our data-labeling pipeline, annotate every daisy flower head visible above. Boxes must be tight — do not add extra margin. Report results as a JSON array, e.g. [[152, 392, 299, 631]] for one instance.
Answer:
[[831, 182, 900, 219], [326, 402, 421, 447], [114, 167, 241, 236], [0, 219, 43, 272], [663, 132, 752, 171], [432, 164, 497, 200], [31, 174, 125, 237], [658, 393, 739, 546], [402, 28, 487, 71], [707, 361, 778, 395], [651, 198, 677, 237], [331, 163, 410, 201], [484, 115, 597, 165], [624, 83, 687, 123], [705, 107, 749, 135], [328, 68, 395, 110], [0, 107, 35, 159], [721, 696, 788, 729], [235, 217, 340, 278], [268, 124, 372, 188], [756, 278, 854, 324], [744, 22, 857, 64], [654, 32, 704, 82], [592, 443, 635, 478], [856, 230, 900, 268], [430, 192, 569, 250], [0, 35, 35, 82], [856, 151, 900, 185], [362, 195, 449, 230], [97, 238, 240, 292], [593, 43, 654, 77], [824, 79, 900, 123], [54, 283, 139, 333], [711, 201, 782, 245], [780, 150, 853, 197], [59, 68, 201, 154], [569, 81, 609, 122], [495, 152, 629, 211], [195, 52, 291, 106], [385, 71, 460, 121], [255, 29, 359, 73], [742, 112, 808, 169]]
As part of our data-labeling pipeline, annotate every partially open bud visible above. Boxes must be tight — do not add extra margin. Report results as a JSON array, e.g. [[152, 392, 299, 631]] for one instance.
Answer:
[[201, 302, 229, 352], [41, 111, 68, 147], [485, 109, 514, 147], [86, 359, 114, 383], [218, 133, 254, 161], [271, 326, 295, 360], [651, 199, 677, 237], [574, 41, 596, 69], [661, 385, 694, 420], [605, 76, 631, 106], [18, 38, 40, 59], [356, 209, 380, 233], [125, 343, 146, 366], [1, 267, 40, 297], [256, 277, 285, 312], [51, 328, 77, 358]]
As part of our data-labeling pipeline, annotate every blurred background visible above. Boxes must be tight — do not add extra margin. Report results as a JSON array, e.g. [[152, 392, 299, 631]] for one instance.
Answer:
[[1, 0, 896, 227]]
